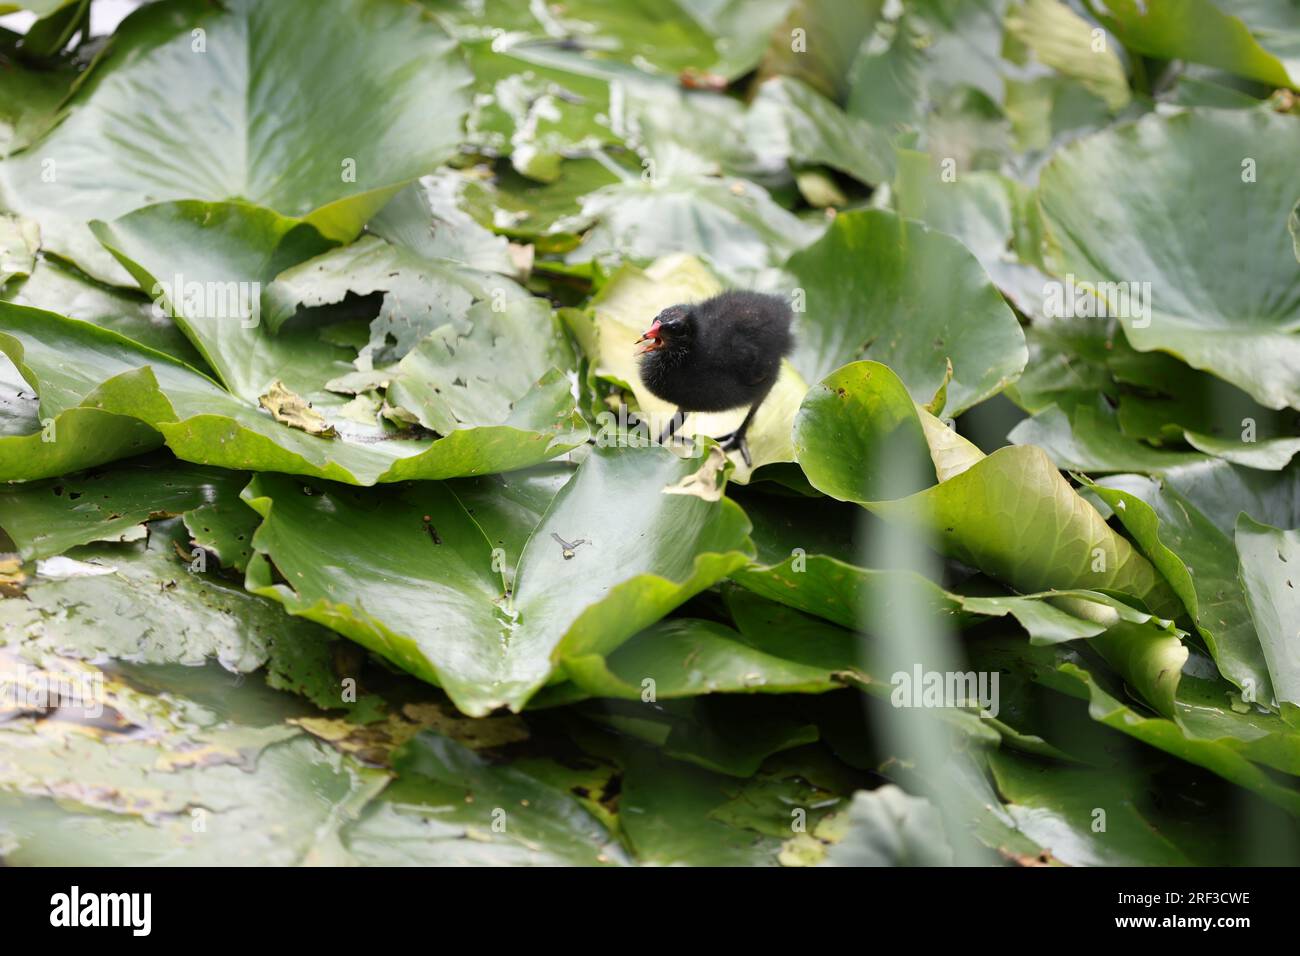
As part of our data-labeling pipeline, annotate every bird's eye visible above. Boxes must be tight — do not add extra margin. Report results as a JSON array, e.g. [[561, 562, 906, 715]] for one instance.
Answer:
[[661, 310, 691, 333]]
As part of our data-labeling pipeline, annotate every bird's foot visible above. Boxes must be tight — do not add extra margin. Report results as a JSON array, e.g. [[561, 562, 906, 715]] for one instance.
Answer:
[[716, 431, 752, 467]]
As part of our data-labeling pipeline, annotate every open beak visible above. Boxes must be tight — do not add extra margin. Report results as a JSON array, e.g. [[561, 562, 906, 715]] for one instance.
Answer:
[[636, 320, 664, 354]]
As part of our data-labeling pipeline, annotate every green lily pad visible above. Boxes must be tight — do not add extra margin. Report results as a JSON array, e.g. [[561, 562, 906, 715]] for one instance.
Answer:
[[0, 46, 75, 157], [1236, 516, 1300, 712], [242, 444, 754, 714], [0, 0, 472, 283], [1005, 0, 1130, 111], [0, 650, 388, 865], [0, 457, 246, 561], [1058, 662, 1300, 817], [818, 785, 954, 866], [367, 172, 517, 277], [795, 362, 1181, 616], [781, 209, 1027, 415], [343, 732, 627, 866], [1039, 109, 1300, 410], [746, 75, 896, 186], [1087, 473, 1273, 705], [91, 200, 338, 402], [4, 257, 208, 369], [544, 616, 853, 704], [0, 215, 38, 287], [985, 749, 1199, 866], [1093, 0, 1299, 88], [0, 303, 586, 484], [567, 171, 820, 283]]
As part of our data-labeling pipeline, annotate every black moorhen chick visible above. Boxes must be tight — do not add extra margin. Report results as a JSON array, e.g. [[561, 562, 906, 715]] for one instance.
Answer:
[[636, 290, 793, 467]]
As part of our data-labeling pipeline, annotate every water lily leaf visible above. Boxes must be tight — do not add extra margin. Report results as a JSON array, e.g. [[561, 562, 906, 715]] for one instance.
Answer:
[[1184, 429, 1300, 470], [445, 464, 574, 586], [386, 298, 575, 434], [567, 171, 821, 284], [1009, 400, 1210, 473], [1005, 0, 1130, 111], [548, 616, 853, 704], [984, 749, 1199, 866], [455, 159, 621, 249], [343, 732, 627, 866], [1087, 473, 1273, 704], [1154, 458, 1300, 538], [0, 651, 388, 865], [446, 0, 783, 179], [793, 359, 1186, 716], [4, 258, 208, 369], [0, 1, 77, 16], [892, 155, 1014, 269], [574, 695, 818, 777], [90, 200, 339, 402], [746, 75, 896, 186], [797, 362, 1178, 609], [242, 444, 754, 715], [733, 499, 1188, 714], [1235, 516, 1300, 712], [0, 457, 246, 561], [736, 549, 1181, 647], [1107, 344, 1300, 470], [0, 518, 344, 674], [0, 214, 38, 287], [1038, 109, 1300, 410], [817, 785, 953, 866], [0, 47, 75, 157], [1093, 0, 1299, 87], [614, 744, 785, 864], [457, 44, 621, 179], [0, 0, 472, 283], [368, 172, 516, 277], [264, 233, 530, 361], [1058, 662, 1300, 816], [0, 303, 586, 484], [781, 209, 1027, 415], [758, 0, 883, 102], [184, 497, 261, 574], [430, 0, 780, 82], [616, 80, 782, 185], [889, 151, 1064, 327]]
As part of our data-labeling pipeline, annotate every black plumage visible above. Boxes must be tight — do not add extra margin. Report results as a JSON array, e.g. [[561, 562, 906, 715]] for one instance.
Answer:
[[635, 290, 793, 466]]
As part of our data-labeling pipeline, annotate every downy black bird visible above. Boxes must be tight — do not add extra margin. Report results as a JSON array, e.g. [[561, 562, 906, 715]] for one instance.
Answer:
[[636, 290, 793, 467]]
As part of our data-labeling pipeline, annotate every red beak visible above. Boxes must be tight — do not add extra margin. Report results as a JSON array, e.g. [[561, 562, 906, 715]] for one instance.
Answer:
[[636, 320, 664, 354], [637, 319, 665, 353]]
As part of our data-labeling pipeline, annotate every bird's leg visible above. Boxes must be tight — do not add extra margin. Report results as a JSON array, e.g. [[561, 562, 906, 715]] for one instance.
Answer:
[[716, 404, 760, 467], [658, 408, 690, 446]]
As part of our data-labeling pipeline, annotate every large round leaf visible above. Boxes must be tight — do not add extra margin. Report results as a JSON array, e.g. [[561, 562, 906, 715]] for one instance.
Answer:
[[241, 444, 754, 715], [1093, 0, 1299, 88], [794, 362, 1183, 618], [781, 209, 1027, 415], [0, 304, 586, 484], [1038, 109, 1300, 410], [0, 0, 471, 283]]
